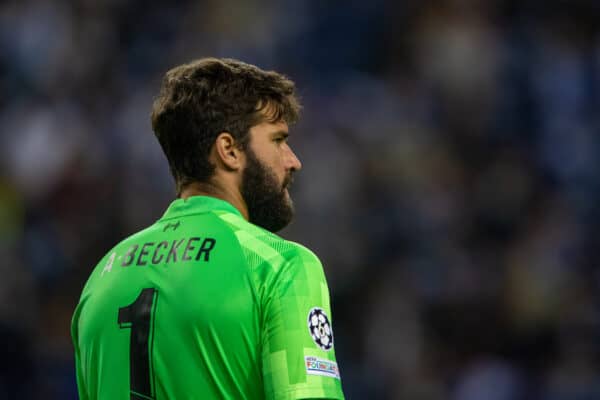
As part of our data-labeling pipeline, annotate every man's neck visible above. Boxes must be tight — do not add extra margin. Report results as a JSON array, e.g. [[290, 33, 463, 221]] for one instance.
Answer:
[[179, 181, 249, 220]]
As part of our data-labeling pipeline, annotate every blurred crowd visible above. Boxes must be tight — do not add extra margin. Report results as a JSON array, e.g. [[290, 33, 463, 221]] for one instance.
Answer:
[[2, 0, 600, 399]]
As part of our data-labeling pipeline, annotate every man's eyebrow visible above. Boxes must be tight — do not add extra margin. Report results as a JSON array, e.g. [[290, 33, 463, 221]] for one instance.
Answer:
[[270, 130, 289, 138]]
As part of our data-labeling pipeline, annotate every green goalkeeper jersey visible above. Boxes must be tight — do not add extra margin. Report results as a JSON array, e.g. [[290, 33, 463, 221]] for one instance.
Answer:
[[71, 196, 344, 400]]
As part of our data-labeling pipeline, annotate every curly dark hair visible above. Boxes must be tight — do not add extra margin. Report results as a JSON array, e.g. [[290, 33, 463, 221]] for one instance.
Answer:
[[151, 57, 301, 195]]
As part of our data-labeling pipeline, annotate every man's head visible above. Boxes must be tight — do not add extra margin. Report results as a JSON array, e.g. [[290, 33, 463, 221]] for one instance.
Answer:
[[151, 58, 302, 232]]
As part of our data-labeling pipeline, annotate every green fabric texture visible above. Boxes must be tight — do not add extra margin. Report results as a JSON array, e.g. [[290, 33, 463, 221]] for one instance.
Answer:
[[72, 196, 344, 399]]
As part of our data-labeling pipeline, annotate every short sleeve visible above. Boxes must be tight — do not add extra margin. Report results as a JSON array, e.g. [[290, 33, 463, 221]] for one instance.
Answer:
[[261, 246, 345, 400]]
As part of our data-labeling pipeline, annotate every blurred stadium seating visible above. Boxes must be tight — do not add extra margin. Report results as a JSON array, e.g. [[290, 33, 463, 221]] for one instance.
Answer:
[[2, 0, 600, 398]]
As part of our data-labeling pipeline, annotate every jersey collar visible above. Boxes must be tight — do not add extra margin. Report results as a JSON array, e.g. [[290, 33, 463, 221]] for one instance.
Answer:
[[161, 196, 243, 220]]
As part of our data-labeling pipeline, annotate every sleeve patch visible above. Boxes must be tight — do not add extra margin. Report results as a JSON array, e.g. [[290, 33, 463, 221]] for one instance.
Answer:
[[305, 356, 340, 379], [307, 307, 333, 351]]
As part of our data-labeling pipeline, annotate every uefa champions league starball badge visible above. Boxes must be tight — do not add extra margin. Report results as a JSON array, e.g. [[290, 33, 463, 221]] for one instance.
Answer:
[[307, 307, 333, 351]]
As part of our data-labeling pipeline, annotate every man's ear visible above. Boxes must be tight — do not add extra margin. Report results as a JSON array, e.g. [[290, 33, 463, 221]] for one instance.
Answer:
[[213, 132, 244, 171]]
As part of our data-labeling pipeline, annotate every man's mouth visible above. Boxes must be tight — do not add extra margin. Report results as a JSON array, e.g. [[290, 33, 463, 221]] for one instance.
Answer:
[[283, 175, 294, 191]]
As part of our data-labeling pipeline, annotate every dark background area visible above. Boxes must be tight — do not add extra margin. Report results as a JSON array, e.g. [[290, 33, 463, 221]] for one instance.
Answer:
[[2, 0, 600, 398]]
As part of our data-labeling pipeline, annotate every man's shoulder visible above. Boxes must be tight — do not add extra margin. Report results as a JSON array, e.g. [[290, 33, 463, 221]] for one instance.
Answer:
[[212, 211, 319, 266]]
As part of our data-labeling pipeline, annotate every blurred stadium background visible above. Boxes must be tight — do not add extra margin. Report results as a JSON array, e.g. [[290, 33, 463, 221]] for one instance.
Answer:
[[2, 0, 600, 398]]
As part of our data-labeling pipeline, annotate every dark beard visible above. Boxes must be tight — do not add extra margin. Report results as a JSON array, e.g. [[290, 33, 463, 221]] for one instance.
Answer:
[[241, 148, 295, 232]]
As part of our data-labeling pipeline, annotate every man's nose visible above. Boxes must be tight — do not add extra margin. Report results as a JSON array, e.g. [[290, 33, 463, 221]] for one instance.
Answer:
[[286, 146, 302, 171]]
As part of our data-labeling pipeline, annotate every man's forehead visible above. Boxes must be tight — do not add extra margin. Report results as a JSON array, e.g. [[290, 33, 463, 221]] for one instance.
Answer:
[[251, 120, 289, 135], [268, 121, 289, 134]]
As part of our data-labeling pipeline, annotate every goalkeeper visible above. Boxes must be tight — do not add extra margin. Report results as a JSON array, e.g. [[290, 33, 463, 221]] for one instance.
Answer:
[[71, 57, 345, 400]]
